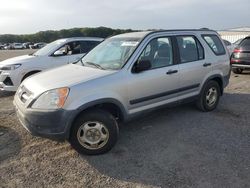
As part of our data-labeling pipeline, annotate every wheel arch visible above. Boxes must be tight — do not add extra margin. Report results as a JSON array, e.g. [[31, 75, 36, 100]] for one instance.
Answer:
[[21, 70, 42, 82], [202, 74, 224, 95], [65, 98, 128, 139]]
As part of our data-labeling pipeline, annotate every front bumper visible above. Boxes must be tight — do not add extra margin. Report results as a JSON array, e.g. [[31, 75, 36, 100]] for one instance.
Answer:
[[0, 71, 18, 91], [13, 95, 75, 140]]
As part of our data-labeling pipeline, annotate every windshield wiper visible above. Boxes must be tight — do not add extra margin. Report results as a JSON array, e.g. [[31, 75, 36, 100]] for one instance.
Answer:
[[79, 59, 84, 66], [85, 62, 105, 70]]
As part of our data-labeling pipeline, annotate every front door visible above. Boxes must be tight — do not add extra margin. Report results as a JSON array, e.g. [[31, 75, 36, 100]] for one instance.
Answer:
[[127, 36, 180, 113], [49, 41, 84, 67]]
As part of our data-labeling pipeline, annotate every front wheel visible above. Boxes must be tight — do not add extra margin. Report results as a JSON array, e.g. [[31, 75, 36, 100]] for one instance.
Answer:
[[196, 80, 221, 112], [69, 109, 119, 155]]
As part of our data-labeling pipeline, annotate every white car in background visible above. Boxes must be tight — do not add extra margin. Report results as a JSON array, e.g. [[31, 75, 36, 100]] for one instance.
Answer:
[[13, 43, 24, 49], [0, 37, 103, 91], [30, 42, 47, 49]]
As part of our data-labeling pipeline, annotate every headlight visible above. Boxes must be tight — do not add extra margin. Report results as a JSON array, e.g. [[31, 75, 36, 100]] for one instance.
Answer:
[[0, 64, 22, 70], [32, 87, 69, 109]]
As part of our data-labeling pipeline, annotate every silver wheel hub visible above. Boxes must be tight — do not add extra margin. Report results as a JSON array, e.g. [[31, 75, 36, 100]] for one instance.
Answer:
[[206, 87, 218, 107], [77, 121, 109, 150]]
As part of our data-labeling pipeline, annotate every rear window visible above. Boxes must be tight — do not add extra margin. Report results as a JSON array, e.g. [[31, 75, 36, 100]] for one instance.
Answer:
[[223, 40, 231, 46], [240, 38, 250, 47], [202, 35, 226, 55]]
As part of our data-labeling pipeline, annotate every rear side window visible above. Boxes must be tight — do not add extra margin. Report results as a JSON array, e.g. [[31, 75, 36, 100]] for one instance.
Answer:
[[202, 35, 226, 55], [176, 36, 204, 63], [80, 41, 100, 53]]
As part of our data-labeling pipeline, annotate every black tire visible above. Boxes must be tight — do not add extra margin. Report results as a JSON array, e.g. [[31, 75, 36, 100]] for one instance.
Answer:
[[196, 80, 221, 112], [232, 68, 243, 74], [69, 109, 119, 155]]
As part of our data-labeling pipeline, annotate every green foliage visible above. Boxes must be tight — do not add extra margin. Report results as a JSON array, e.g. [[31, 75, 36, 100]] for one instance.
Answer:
[[0, 27, 138, 43]]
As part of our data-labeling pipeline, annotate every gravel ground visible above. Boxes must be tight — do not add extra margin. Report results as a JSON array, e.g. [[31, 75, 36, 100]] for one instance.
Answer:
[[0, 50, 250, 188], [0, 49, 36, 61]]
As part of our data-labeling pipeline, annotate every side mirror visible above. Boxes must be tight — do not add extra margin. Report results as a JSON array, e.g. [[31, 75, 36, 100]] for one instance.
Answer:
[[53, 50, 65, 56], [133, 60, 151, 73]]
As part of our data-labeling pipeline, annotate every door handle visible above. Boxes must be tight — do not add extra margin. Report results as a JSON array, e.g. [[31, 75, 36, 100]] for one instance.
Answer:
[[203, 63, 211, 67], [166, 70, 178, 75]]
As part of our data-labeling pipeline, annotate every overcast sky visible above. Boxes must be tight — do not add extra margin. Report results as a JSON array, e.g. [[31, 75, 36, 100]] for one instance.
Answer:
[[0, 0, 249, 34]]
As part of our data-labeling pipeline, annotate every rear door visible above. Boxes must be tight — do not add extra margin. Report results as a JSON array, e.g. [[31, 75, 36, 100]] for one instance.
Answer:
[[202, 34, 230, 78], [176, 35, 210, 97]]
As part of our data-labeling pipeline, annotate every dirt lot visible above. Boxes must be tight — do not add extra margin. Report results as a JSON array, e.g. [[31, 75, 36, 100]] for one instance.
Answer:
[[0, 50, 36, 62], [0, 50, 250, 188]]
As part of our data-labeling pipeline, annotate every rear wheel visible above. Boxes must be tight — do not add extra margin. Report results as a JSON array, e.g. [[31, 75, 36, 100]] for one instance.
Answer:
[[69, 109, 119, 155], [232, 68, 243, 74], [196, 80, 220, 112]]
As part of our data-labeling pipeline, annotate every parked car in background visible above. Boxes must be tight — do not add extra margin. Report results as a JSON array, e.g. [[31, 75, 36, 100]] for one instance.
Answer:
[[22, 42, 33, 49], [13, 43, 24, 49], [4, 44, 13, 50], [0, 44, 4, 50], [230, 36, 250, 74], [30, 42, 47, 49], [14, 29, 230, 155], [233, 38, 244, 48], [223, 39, 234, 54], [0, 37, 103, 91]]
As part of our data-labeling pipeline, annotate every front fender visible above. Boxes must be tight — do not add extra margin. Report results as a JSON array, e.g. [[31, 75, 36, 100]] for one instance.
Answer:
[[63, 97, 128, 140]]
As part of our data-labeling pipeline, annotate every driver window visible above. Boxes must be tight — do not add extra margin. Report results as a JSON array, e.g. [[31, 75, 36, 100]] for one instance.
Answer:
[[53, 45, 67, 56], [138, 37, 173, 69], [65, 41, 81, 55], [54, 42, 81, 56]]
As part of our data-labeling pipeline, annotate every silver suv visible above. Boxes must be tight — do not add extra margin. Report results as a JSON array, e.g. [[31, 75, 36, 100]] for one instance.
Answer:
[[14, 30, 231, 155]]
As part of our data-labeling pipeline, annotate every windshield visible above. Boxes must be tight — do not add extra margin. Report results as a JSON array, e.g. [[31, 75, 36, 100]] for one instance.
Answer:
[[34, 39, 66, 56], [76, 37, 140, 70]]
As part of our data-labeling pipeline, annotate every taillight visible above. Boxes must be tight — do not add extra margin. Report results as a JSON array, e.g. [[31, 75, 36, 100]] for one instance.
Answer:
[[230, 59, 240, 63], [233, 48, 242, 53]]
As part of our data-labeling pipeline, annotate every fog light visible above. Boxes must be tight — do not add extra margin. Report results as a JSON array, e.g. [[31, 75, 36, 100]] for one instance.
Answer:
[[3, 77, 13, 86]]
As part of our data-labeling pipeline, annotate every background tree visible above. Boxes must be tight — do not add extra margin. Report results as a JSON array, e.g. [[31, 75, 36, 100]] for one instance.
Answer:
[[0, 27, 138, 43]]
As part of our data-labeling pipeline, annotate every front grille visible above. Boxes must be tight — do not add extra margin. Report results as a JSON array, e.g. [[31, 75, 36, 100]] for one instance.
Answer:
[[18, 85, 33, 103]]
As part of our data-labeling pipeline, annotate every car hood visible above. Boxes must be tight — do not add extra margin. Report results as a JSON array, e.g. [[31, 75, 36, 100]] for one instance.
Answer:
[[23, 64, 116, 96], [0, 55, 38, 66]]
